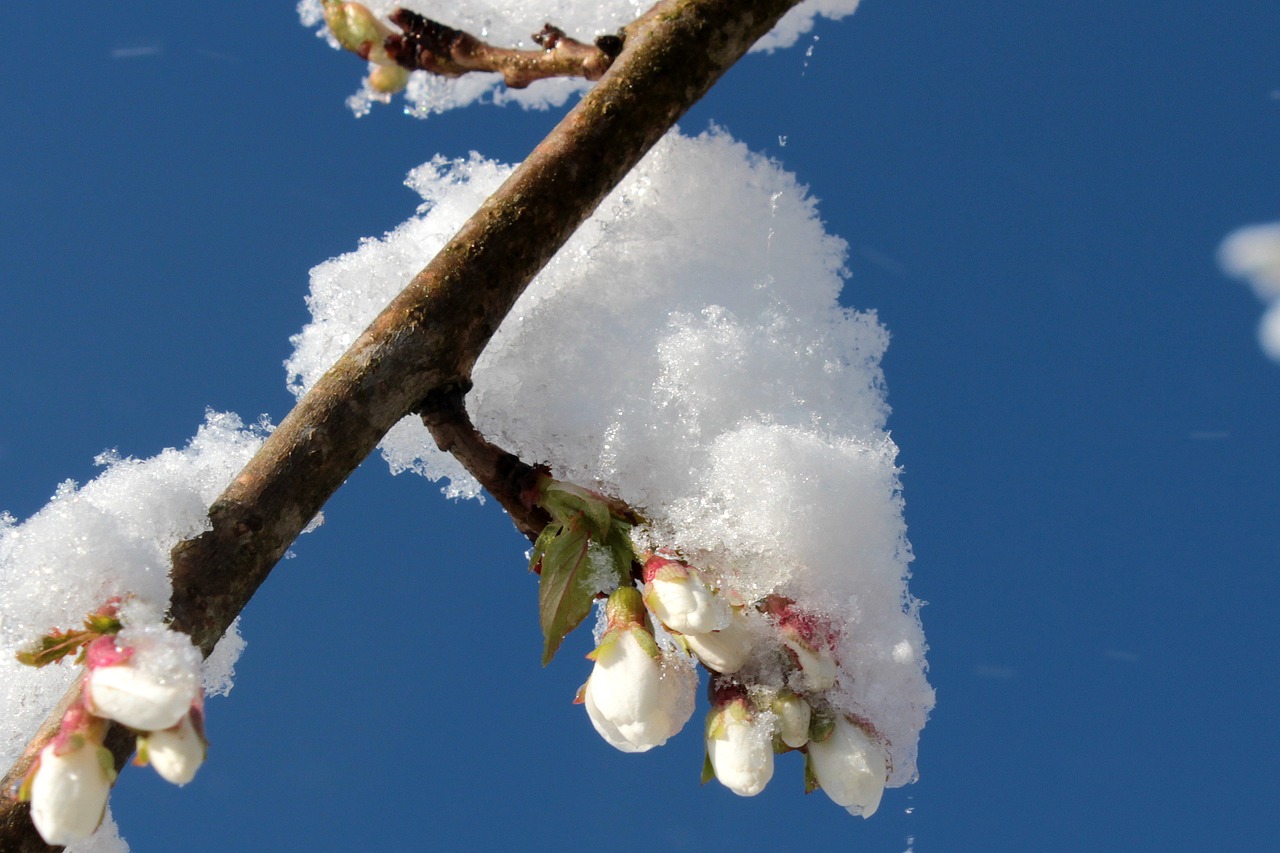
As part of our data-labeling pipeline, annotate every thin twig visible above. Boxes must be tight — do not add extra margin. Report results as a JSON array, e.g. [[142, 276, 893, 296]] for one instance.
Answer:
[[387, 9, 621, 88], [0, 0, 806, 847]]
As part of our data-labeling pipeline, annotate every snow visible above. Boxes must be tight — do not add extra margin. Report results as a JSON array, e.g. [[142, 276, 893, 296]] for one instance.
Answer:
[[0, 413, 264, 773], [2, 3, 932, 846], [289, 127, 932, 786]]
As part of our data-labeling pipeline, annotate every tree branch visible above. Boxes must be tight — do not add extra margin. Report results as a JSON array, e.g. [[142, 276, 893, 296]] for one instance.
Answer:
[[418, 381, 550, 542], [0, 0, 804, 846], [387, 9, 621, 88]]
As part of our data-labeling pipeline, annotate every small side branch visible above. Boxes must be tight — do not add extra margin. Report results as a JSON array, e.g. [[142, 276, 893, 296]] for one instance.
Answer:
[[417, 383, 550, 542], [387, 9, 621, 88]]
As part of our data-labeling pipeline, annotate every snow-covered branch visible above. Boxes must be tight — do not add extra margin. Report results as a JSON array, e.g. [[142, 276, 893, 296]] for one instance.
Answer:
[[0, 0, 804, 846]]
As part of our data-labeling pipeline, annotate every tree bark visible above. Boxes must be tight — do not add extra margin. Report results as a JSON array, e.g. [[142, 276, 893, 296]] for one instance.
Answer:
[[0, 0, 803, 847]]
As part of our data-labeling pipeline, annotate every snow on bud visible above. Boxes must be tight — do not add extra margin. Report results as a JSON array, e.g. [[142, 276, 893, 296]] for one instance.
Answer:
[[771, 689, 811, 749], [683, 605, 753, 674], [765, 596, 839, 692], [807, 716, 887, 818], [642, 555, 730, 635], [580, 587, 695, 753], [83, 627, 202, 732], [705, 690, 774, 797], [137, 705, 206, 786], [23, 707, 115, 846]]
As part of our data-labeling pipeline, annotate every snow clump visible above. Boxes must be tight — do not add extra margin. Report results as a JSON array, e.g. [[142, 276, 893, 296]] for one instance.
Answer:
[[287, 128, 933, 788]]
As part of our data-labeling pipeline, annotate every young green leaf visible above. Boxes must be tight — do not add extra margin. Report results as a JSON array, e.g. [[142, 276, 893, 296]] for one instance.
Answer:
[[804, 752, 821, 794], [15, 630, 93, 668], [538, 518, 595, 665]]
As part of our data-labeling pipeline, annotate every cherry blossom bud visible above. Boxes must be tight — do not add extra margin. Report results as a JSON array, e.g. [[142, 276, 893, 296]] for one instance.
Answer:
[[83, 628, 202, 732], [765, 596, 839, 692], [705, 691, 774, 797], [807, 716, 887, 818], [771, 689, 811, 749], [580, 587, 695, 752], [683, 605, 753, 674], [137, 704, 206, 786], [642, 556, 729, 635], [23, 708, 114, 846]]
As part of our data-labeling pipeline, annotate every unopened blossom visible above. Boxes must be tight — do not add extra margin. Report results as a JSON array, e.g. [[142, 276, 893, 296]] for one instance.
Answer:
[[771, 689, 811, 749], [765, 596, 839, 692], [807, 716, 887, 818], [642, 555, 729, 635], [138, 705, 206, 786], [25, 707, 114, 846], [83, 628, 202, 732], [705, 691, 774, 797], [581, 586, 695, 753], [683, 606, 753, 674]]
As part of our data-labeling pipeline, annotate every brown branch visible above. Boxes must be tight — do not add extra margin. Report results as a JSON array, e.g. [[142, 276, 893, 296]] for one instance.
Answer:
[[0, 0, 805, 847], [418, 381, 550, 542], [386, 9, 621, 88]]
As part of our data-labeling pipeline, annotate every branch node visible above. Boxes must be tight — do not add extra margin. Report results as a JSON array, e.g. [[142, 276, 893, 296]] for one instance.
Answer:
[[414, 380, 474, 426]]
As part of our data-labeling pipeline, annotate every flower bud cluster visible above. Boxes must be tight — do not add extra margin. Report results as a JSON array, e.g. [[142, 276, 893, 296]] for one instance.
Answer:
[[576, 554, 889, 817], [17, 607, 207, 846]]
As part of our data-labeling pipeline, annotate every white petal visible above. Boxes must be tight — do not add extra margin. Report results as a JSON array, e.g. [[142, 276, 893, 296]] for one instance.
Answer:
[[86, 665, 195, 731], [582, 631, 693, 751], [583, 686, 645, 753], [808, 717, 886, 817], [648, 575, 728, 635], [144, 715, 204, 785], [685, 614, 751, 674], [29, 742, 112, 846], [708, 713, 774, 797]]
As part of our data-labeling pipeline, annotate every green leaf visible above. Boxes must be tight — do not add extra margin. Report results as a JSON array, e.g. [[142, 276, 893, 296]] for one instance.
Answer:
[[542, 480, 611, 538], [701, 748, 716, 785], [804, 752, 820, 794], [529, 521, 560, 574], [15, 629, 92, 668], [810, 709, 836, 744], [538, 518, 595, 665], [85, 613, 122, 635]]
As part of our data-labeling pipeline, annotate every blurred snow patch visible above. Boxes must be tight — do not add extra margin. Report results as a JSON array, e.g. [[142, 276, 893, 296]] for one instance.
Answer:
[[1219, 221, 1280, 360]]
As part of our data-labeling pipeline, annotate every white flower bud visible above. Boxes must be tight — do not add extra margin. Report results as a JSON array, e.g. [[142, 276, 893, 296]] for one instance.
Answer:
[[139, 710, 206, 786], [771, 690, 811, 749], [807, 716, 887, 818], [706, 696, 774, 797], [763, 596, 839, 692], [84, 628, 202, 732], [27, 726, 114, 845], [642, 556, 729, 635], [683, 604, 753, 674], [783, 635, 838, 692], [581, 589, 695, 753]]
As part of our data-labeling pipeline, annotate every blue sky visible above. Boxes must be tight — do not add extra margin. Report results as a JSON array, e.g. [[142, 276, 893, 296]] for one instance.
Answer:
[[2, 2, 1278, 850]]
